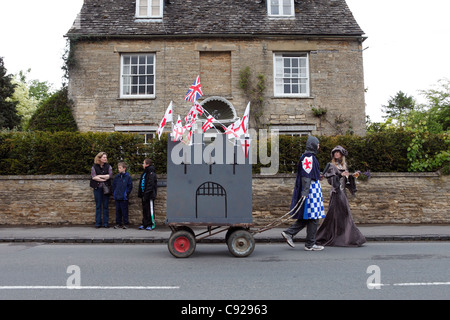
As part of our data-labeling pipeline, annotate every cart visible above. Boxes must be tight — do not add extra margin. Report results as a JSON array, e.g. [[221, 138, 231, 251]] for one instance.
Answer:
[[165, 132, 255, 258]]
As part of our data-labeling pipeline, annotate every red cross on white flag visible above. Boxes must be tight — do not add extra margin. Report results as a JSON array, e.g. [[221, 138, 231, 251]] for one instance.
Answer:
[[157, 101, 173, 140], [172, 115, 185, 142], [223, 102, 250, 140], [239, 136, 251, 159], [202, 115, 216, 132]]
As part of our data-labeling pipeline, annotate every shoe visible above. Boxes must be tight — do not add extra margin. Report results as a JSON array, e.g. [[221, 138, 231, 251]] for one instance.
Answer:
[[122, 225, 128, 229], [281, 231, 295, 248], [145, 226, 155, 231], [138, 225, 145, 230], [304, 244, 324, 251], [113, 225, 122, 229]]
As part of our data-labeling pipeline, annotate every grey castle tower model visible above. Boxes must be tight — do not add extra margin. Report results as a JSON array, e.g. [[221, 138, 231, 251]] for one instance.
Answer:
[[166, 133, 252, 226]]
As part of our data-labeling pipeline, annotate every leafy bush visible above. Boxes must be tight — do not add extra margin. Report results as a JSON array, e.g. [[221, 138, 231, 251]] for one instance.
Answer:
[[0, 131, 152, 175], [0, 131, 448, 175], [27, 87, 78, 132]]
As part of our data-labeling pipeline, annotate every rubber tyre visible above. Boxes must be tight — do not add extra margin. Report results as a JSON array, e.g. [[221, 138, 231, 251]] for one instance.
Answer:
[[168, 230, 196, 258], [227, 229, 255, 258]]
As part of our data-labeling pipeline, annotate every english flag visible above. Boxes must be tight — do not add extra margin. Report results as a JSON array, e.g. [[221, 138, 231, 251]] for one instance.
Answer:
[[239, 136, 251, 159], [202, 115, 216, 132], [184, 76, 203, 102], [157, 101, 173, 140], [172, 116, 184, 142], [194, 102, 204, 116], [224, 102, 250, 139]]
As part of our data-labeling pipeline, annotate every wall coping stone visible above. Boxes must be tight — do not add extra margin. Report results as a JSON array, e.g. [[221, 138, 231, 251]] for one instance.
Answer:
[[0, 172, 442, 181]]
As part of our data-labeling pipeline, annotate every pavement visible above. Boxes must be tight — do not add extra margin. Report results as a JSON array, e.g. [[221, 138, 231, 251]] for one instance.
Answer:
[[0, 224, 449, 244]]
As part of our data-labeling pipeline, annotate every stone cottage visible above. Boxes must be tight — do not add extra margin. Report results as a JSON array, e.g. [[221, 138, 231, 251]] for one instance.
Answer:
[[66, 0, 366, 137]]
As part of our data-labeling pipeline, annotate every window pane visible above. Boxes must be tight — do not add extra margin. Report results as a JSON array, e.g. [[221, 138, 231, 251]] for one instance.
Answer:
[[283, 0, 292, 15], [121, 53, 155, 97], [274, 53, 309, 96], [139, 0, 148, 16], [151, 0, 161, 16], [270, 0, 279, 15]]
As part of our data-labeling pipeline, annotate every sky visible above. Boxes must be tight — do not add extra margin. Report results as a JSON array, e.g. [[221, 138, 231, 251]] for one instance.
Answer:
[[1, 0, 449, 122]]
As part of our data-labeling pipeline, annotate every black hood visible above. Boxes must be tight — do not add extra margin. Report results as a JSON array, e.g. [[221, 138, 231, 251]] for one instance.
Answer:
[[331, 145, 348, 158], [305, 135, 319, 154]]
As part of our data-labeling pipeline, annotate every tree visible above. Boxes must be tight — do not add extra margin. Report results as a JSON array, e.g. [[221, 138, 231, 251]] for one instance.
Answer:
[[0, 57, 21, 129], [27, 87, 78, 132], [7, 70, 54, 129], [419, 78, 450, 132], [382, 91, 416, 126]]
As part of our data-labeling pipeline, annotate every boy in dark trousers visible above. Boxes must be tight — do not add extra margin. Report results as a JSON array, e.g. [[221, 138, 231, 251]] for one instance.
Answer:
[[112, 162, 133, 229], [138, 158, 157, 230]]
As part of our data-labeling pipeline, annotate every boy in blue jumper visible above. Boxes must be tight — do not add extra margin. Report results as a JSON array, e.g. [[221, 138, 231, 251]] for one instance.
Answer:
[[112, 162, 133, 229]]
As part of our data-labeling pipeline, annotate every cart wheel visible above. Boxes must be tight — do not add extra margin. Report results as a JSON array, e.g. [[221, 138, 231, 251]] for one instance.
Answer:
[[227, 229, 255, 258], [168, 230, 196, 258]]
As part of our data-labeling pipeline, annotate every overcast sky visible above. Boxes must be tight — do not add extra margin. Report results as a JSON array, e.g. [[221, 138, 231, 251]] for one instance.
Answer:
[[1, 0, 449, 122]]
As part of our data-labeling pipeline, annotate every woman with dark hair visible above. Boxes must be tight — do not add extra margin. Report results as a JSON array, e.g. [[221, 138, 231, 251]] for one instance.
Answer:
[[90, 152, 113, 228], [316, 146, 366, 247]]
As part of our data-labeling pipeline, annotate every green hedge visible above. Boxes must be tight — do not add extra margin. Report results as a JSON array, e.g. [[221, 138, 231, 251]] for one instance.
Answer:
[[0, 131, 165, 175], [0, 131, 448, 175]]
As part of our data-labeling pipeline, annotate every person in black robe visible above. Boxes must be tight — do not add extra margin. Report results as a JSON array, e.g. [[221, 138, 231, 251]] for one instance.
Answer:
[[316, 146, 366, 247], [281, 135, 325, 251]]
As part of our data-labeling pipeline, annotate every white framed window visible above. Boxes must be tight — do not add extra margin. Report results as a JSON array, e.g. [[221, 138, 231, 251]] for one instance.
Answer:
[[273, 53, 310, 97], [120, 54, 156, 98], [268, 0, 295, 17], [136, 0, 163, 18], [114, 125, 157, 145]]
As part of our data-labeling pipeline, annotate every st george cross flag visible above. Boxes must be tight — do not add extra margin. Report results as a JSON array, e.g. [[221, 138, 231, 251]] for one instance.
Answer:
[[233, 102, 251, 138], [222, 122, 239, 139], [157, 101, 173, 140], [223, 102, 250, 140], [239, 135, 251, 159], [185, 76, 203, 102], [202, 115, 216, 132], [194, 102, 204, 116], [172, 115, 185, 142]]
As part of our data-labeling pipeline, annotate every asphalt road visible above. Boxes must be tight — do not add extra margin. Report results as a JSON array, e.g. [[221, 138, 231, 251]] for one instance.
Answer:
[[0, 242, 449, 301]]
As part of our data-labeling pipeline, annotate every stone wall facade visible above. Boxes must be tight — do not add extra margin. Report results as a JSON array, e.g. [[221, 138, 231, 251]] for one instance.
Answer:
[[68, 37, 365, 135], [0, 173, 448, 226]]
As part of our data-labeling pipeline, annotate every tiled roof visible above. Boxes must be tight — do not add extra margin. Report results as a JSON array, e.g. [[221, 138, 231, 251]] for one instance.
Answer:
[[67, 0, 364, 38]]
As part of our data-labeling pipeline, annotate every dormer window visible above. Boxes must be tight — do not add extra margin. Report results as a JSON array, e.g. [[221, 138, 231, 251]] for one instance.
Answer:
[[268, 0, 295, 17], [136, 0, 163, 18]]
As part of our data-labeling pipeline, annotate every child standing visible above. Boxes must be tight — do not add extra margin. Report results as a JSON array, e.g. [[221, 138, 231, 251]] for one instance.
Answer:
[[138, 158, 158, 230], [112, 162, 133, 229]]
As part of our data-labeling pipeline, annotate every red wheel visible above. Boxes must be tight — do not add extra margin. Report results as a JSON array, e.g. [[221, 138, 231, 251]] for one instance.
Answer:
[[168, 230, 196, 258], [174, 236, 190, 253]]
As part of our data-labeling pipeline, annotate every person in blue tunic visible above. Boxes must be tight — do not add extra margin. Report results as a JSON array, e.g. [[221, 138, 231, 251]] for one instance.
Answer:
[[281, 135, 325, 251]]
